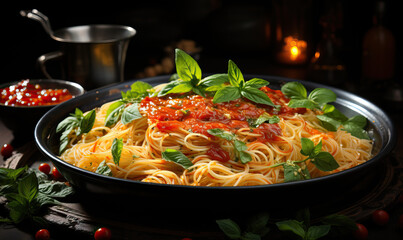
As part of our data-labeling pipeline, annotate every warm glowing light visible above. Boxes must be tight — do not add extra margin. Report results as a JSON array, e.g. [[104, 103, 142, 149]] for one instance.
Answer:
[[277, 36, 308, 64], [291, 46, 299, 57]]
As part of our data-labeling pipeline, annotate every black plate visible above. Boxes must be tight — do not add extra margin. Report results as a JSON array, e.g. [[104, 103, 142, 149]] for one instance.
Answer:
[[34, 75, 397, 215]]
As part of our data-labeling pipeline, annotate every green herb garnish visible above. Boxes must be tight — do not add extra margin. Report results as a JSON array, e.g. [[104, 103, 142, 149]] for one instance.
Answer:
[[56, 108, 96, 154], [161, 149, 193, 169], [95, 160, 112, 176], [213, 60, 277, 107], [111, 138, 123, 166], [104, 81, 152, 126], [248, 112, 280, 128], [0, 166, 74, 224], [271, 138, 339, 183], [317, 104, 370, 139], [207, 128, 252, 164], [281, 81, 337, 110]]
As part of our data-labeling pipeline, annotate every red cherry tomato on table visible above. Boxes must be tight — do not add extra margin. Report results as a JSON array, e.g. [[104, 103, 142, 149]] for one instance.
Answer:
[[35, 229, 50, 240], [94, 227, 111, 240], [353, 223, 368, 240], [372, 209, 389, 226], [52, 166, 63, 180], [1, 143, 14, 158], [38, 163, 51, 174]]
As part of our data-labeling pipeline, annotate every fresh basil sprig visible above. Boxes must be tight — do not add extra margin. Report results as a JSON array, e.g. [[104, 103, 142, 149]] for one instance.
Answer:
[[158, 49, 206, 97], [281, 81, 336, 110], [56, 108, 96, 154], [207, 128, 252, 164], [105, 81, 152, 127], [0, 166, 74, 224], [216, 212, 270, 240], [275, 208, 357, 240], [317, 104, 370, 140], [213, 60, 277, 108], [161, 149, 194, 169], [271, 138, 339, 183]]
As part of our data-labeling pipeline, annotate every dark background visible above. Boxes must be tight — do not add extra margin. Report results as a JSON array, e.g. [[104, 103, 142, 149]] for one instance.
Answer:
[[2, 0, 401, 110]]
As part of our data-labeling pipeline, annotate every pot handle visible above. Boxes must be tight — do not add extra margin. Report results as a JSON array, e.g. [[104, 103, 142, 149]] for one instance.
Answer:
[[37, 51, 63, 79]]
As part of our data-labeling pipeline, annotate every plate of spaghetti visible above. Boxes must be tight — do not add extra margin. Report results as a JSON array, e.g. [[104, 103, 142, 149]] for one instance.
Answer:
[[35, 49, 396, 211]]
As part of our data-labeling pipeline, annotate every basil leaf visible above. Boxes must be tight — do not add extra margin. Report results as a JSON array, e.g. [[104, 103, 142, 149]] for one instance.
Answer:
[[306, 225, 331, 240], [18, 172, 38, 202], [169, 73, 180, 82], [213, 86, 241, 103], [245, 212, 270, 236], [283, 162, 304, 183], [281, 82, 307, 100], [130, 81, 153, 98], [79, 110, 96, 134], [162, 149, 193, 169], [241, 86, 276, 107], [342, 122, 370, 140], [228, 60, 244, 87], [34, 192, 60, 207], [111, 138, 123, 166], [105, 104, 125, 127], [251, 113, 280, 127], [313, 140, 323, 156], [158, 80, 181, 97], [216, 219, 242, 239], [175, 48, 202, 82], [308, 88, 337, 106], [38, 181, 74, 198], [234, 140, 247, 152], [316, 114, 341, 132], [244, 78, 269, 88], [312, 152, 339, 171], [8, 199, 28, 223], [288, 99, 316, 109], [239, 151, 252, 164], [276, 220, 306, 238], [346, 115, 367, 129], [56, 116, 78, 133], [74, 108, 84, 118], [95, 160, 112, 176], [106, 101, 125, 119], [199, 73, 228, 88], [300, 138, 314, 156], [121, 104, 143, 125], [191, 85, 206, 97], [207, 128, 234, 141]]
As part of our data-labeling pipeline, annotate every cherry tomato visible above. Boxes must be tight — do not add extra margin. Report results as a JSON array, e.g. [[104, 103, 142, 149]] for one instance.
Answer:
[[94, 227, 111, 240], [52, 167, 63, 180], [38, 163, 51, 174], [1, 143, 14, 158], [372, 209, 389, 226], [35, 229, 50, 240], [353, 223, 368, 240]]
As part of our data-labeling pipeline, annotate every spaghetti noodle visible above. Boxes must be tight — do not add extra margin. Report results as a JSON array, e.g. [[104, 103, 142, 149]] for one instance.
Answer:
[[58, 83, 372, 186]]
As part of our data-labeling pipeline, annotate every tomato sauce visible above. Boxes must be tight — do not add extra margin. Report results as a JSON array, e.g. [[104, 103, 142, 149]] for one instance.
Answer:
[[140, 86, 304, 142], [0, 79, 73, 106]]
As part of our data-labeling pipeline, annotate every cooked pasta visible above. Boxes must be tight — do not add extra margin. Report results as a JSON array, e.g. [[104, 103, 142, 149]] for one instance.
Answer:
[[58, 83, 373, 186]]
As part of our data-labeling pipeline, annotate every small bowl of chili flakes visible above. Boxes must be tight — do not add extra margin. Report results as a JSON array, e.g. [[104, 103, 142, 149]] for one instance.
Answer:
[[0, 79, 84, 137]]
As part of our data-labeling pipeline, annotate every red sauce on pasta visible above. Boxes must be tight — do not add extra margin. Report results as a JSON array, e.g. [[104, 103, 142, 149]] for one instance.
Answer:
[[140, 86, 305, 142], [0, 79, 73, 106]]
